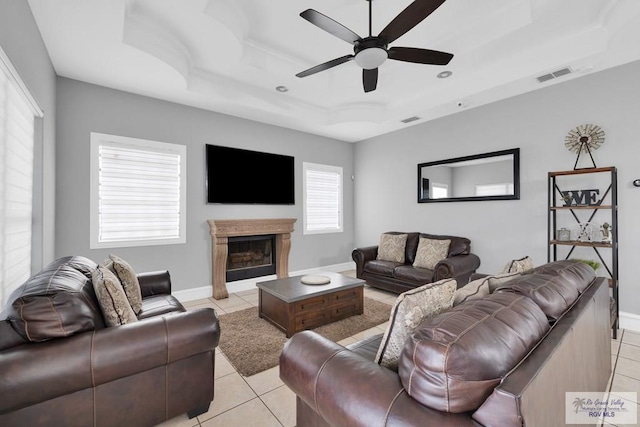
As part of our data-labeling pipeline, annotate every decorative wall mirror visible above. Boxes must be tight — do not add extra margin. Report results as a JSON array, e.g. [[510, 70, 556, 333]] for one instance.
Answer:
[[418, 148, 520, 203]]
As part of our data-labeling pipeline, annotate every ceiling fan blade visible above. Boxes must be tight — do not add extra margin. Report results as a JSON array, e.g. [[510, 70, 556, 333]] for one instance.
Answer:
[[363, 68, 378, 93], [300, 9, 362, 45], [296, 55, 354, 78], [388, 47, 453, 65], [378, 0, 447, 44]]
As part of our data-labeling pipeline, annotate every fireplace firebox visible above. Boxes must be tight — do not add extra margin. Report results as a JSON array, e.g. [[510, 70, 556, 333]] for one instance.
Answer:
[[226, 235, 276, 282]]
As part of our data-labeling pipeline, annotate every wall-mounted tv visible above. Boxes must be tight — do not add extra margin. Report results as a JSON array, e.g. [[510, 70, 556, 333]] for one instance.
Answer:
[[206, 144, 295, 204]]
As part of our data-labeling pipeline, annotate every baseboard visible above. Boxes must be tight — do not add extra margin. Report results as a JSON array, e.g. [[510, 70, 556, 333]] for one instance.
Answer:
[[172, 261, 356, 303], [619, 311, 640, 334]]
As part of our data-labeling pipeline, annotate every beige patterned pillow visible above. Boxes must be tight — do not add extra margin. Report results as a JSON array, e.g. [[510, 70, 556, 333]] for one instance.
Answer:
[[488, 272, 522, 293], [499, 256, 534, 274], [413, 237, 451, 270], [453, 277, 490, 306], [377, 233, 408, 263], [92, 265, 138, 327], [375, 278, 457, 371], [108, 254, 143, 314]]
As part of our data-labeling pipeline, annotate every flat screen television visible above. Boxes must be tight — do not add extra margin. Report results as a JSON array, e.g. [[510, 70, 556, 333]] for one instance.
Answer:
[[206, 144, 295, 204]]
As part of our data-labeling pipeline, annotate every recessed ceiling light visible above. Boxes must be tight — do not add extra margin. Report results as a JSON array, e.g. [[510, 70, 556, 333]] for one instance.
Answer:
[[275, 86, 289, 93], [437, 71, 453, 79]]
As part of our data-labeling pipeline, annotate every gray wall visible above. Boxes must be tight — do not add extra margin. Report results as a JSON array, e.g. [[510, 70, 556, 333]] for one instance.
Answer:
[[0, 0, 57, 272], [354, 60, 640, 316], [55, 78, 355, 292]]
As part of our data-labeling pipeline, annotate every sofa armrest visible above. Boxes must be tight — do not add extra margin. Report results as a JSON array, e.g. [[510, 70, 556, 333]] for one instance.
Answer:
[[280, 331, 473, 427], [351, 246, 378, 277], [0, 308, 219, 414], [137, 270, 172, 297], [433, 254, 481, 283]]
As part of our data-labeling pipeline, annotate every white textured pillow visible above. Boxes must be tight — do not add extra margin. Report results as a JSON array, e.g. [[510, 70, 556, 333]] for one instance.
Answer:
[[375, 278, 457, 371], [453, 277, 490, 306], [413, 237, 451, 270], [377, 233, 408, 263], [107, 254, 143, 314], [92, 265, 138, 327], [499, 256, 534, 274], [487, 272, 522, 293]]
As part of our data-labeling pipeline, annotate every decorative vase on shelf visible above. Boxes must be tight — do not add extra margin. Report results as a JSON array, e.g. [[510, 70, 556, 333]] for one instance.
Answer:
[[557, 228, 571, 241]]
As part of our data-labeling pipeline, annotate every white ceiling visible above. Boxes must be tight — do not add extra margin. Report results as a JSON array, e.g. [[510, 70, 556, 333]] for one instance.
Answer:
[[27, 0, 640, 142]]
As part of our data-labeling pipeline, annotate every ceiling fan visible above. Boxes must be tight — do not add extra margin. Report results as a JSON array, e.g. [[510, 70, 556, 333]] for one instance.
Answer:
[[296, 0, 454, 93]]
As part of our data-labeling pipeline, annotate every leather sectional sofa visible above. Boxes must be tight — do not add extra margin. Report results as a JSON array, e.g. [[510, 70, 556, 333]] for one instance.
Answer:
[[280, 260, 611, 427], [0, 256, 220, 427], [352, 232, 481, 293]]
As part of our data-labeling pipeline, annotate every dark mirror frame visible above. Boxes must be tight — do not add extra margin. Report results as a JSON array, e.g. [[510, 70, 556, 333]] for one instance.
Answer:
[[417, 148, 520, 203]]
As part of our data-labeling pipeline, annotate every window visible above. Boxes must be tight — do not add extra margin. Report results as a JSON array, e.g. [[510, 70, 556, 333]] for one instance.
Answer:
[[0, 47, 43, 305], [303, 162, 343, 234], [90, 133, 186, 249]]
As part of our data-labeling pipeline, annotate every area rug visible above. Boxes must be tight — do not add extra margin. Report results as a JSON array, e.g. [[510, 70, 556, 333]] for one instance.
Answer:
[[217, 297, 392, 377]]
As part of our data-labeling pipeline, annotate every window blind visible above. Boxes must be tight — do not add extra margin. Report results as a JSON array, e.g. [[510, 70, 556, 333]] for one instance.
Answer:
[[90, 132, 186, 249], [0, 48, 42, 305], [304, 163, 343, 234], [96, 142, 183, 245]]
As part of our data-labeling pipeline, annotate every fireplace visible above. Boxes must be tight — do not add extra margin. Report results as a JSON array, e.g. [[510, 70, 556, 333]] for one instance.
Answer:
[[208, 218, 296, 299], [226, 235, 276, 282]]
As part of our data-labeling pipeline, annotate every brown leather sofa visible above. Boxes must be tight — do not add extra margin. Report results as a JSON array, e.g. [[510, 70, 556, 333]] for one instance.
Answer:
[[0, 256, 220, 427], [352, 232, 481, 293], [280, 260, 611, 427]]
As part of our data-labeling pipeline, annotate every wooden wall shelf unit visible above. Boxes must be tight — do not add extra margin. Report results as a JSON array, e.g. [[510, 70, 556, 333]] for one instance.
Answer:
[[547, 167, 619, 338]]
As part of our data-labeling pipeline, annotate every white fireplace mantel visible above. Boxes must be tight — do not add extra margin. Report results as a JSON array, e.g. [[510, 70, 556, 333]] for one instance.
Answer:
[[207, 218, 296, 299]]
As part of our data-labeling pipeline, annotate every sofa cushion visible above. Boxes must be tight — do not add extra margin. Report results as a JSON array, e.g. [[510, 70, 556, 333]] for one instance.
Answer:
[[531, 260, 595, 294], [393, 265, 434, 283], [499, 256, 534, 274], [3, 256, 105, 342], [375, 278, 457, 371], [92, 265, 139, 327], [413, 237, 451, 270], [107, 254, 143, 314], [377, 233, 408, 263], [364, 259, 399, 277], [494, 268, 591, 321], [399, 292, 549, 413], [453, 276, 490, 306]]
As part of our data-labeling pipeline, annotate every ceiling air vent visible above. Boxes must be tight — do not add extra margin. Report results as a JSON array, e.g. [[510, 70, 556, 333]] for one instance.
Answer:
[[401, 116, 420, 124], [536, 67, 573, 83]]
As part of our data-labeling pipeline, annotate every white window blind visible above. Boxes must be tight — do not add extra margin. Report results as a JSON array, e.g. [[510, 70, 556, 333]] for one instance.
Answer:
[[90, 133, 186, 248], [432, 183, 449, 199], [303, 162, 343, 234], [0, 47, 43, 305]]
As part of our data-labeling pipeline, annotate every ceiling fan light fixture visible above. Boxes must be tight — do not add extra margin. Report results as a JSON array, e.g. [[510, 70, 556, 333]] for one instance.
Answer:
[[354, 48, 387, 69]]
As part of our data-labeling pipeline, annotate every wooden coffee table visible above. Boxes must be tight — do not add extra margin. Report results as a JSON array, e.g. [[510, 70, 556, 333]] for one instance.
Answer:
[[257, 272, 365, 337]]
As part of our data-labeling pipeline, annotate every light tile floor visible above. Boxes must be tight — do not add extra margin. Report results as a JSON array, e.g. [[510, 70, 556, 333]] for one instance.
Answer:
[[158, 273, 640, 427]]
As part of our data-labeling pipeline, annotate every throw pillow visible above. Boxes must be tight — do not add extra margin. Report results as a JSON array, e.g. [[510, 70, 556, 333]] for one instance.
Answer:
[[453, 277, 490, 306], [487, 271, 522, 293], [377, 233, 408, 263], [499, 256, 534, 274], [107, 254, 143, 314], [413, 237, 451, 270], [92, 265, 138, 327], [374, 278, 457, 371]]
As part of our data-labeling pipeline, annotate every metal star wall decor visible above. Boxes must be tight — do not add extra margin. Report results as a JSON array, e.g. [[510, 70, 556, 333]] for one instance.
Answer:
[[564, 124, 605, 169]]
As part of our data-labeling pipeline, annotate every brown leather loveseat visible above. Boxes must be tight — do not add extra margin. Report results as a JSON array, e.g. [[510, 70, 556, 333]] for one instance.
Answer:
[[352, 232, 481, 293], [0, 256, 220, 427], [280, 261, 611, 427]]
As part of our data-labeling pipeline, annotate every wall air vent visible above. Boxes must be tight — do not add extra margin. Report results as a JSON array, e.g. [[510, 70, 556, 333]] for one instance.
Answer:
[[401, 116, 420, 124], [536, 67, 573, 83]]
